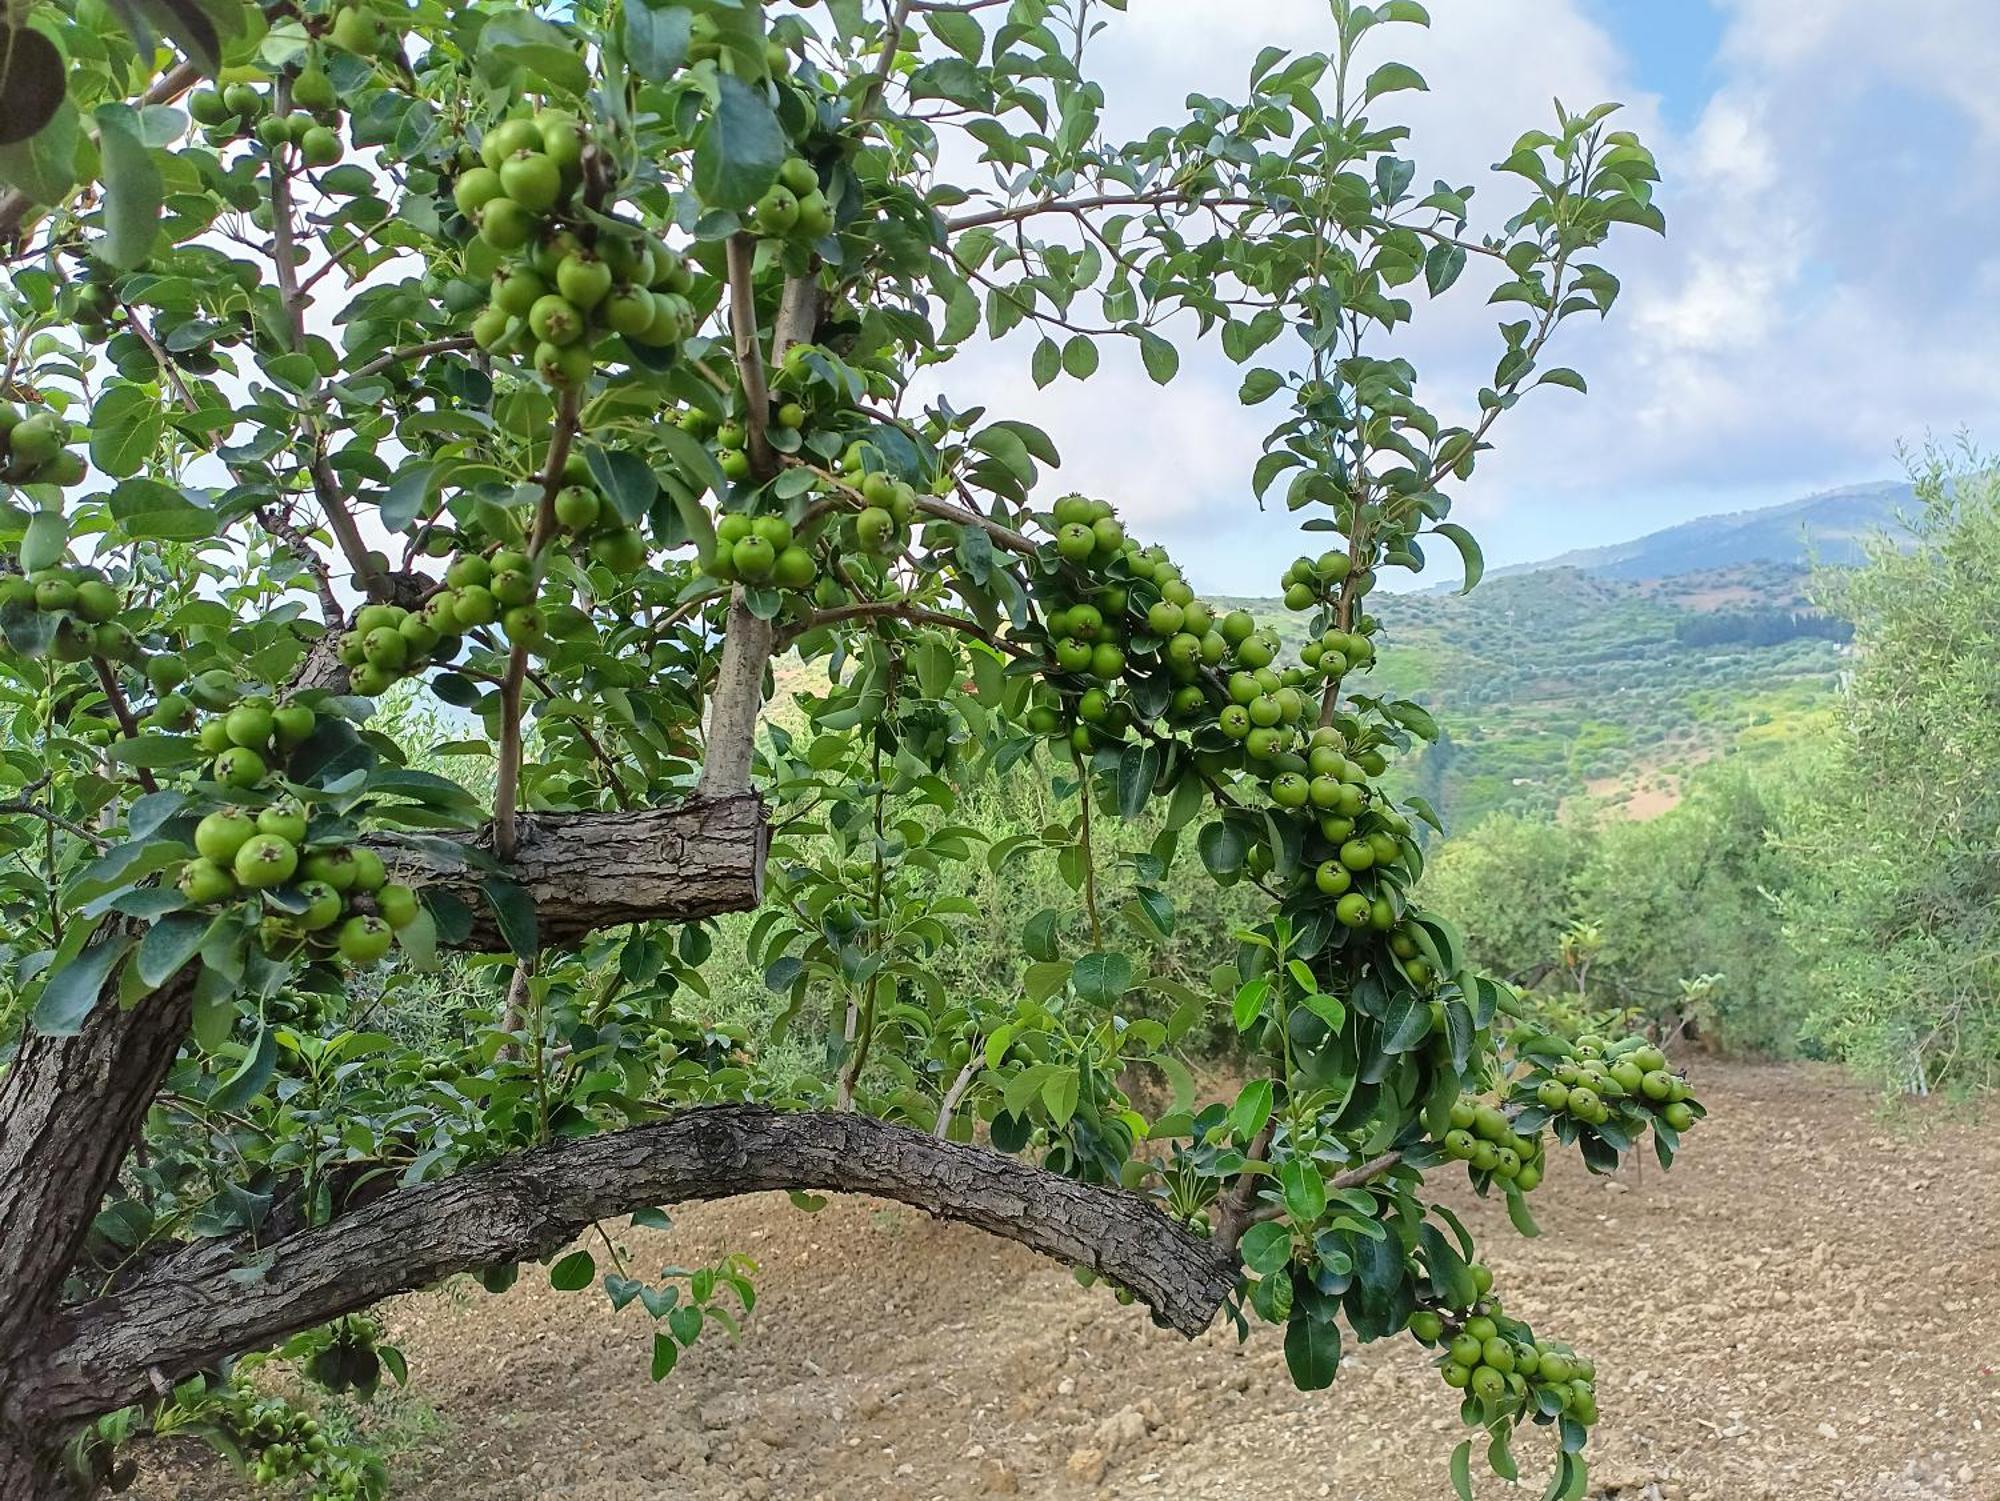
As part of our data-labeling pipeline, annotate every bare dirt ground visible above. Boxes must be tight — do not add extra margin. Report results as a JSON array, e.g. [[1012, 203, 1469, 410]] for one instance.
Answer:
[[136, 1062, 2000, 1500]]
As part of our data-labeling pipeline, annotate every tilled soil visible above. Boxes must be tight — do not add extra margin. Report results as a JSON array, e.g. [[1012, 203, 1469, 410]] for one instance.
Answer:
[[135, 1063, 2000, 1500]]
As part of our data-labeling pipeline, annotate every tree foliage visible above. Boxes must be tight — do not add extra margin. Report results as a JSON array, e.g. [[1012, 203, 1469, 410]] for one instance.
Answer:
[[0, 1, 1695, 1496]]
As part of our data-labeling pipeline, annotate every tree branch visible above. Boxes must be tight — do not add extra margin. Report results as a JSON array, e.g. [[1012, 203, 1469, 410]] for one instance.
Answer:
[[374, 794, 768, 951], [494, 387, 584, 862], [724, 234, 775, 477], [29, 1105, 1238, 1424]]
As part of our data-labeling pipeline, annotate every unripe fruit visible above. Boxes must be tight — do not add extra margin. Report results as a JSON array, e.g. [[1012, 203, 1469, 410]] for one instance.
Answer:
[[349, 847, 387, 893], [375, 882, 420, 928], [499, 151, 562, 212], [478, 198, 536, 251], [298, 880, 343, 931], [195, 808, 258, 864], [257, 801, 308, 844], [556, 252, 613, 310], [215, 746, 267, 789], [234, 833, 299, 888], [1661, 1101, 1694, 1131], [179, 857, 236, 905], [337, 914, 393, 964], [304, 848, 359, 891]]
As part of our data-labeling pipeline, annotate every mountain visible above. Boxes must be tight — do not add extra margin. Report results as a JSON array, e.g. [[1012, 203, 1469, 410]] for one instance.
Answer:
[[1490, 480, 1913, 583]]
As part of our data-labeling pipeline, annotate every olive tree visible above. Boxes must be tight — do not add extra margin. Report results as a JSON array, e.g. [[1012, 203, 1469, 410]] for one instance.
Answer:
[[0, 0, 1695, 1495]]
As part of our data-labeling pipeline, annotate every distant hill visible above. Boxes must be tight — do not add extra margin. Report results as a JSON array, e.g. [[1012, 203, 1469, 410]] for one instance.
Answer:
[[1222, 556, 1848, 831], [1491, 480, 1913, 583]]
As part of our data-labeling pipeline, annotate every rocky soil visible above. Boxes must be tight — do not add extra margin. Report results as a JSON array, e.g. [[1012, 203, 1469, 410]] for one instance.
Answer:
[[135, 1062, 2000, 1499]]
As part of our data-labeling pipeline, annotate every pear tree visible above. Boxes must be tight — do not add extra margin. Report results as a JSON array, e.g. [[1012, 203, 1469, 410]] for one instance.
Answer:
[[0, 1, 1693, 1496]]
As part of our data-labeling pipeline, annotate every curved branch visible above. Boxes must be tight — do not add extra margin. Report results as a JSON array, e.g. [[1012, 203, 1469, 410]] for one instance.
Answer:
[[30, 1106, 1239, 1424]]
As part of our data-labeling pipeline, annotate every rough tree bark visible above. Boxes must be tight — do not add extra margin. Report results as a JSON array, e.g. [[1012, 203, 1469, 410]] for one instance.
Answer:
[[27, 1106, 1238, 1426], [375, 793, 768, 948], [0, 793, 768, 1493]]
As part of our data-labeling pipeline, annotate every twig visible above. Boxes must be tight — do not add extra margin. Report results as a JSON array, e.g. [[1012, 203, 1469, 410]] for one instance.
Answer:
[[773, 600, 1030, 657], [494, 387, 584, 862], [934, 1051, 983, 1137], [0, 773, 109, 849], [349, 335, 479, 382], [523, 665, 636, 811], [91, 659, 158, 795], [724, 234, 775, 477]]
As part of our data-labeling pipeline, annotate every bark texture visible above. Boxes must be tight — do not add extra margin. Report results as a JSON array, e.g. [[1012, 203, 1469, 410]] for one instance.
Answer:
[[377, 793, 767, 948], [28, 1106, 1237, 1426]]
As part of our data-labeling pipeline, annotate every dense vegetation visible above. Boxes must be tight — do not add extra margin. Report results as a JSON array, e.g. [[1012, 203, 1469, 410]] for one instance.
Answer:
[[0, 2, 1704, 1500], [1421, 448, 2000, 1095]]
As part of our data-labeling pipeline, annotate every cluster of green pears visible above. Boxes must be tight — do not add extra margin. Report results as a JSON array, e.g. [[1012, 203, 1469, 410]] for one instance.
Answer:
[[456, 111, 696, 389], [0, 564, 136, 662], [0, 403, 86, 489], [705, 511, 818, 590], [834, 441, 924, 555], [336, 594, 466, 697], [187, 56, 343, 167], [220, 1389, 376, 1498], [183, 797, 417, 967], [750, 156, 835, 245], [1518, 1034, 1698, 1132], [1439, 1096, 1548, 1191], [1409, 1305, 1599, 1425]]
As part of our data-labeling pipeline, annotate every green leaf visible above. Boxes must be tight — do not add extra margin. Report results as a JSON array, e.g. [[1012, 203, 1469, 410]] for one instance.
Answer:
[[1071, 950, 1132, 1005], [1042, 1068, 1079, 1126], [1283, 1313, 1341, 1390], [1279, 1159, 1327, 1223], [1228, 1077, 1274, 1142], [107, 477, 215, 541], [1363, 62, 1428, 103], [549, 1249, 595, 1291], [136, 911, 207, 988], [927, 7, 984, 60], [1537, 367, 1587, 393], [694, 73, 786, 212], [33, 931, 129, 1036], [626, 2, 691, 82], [90, 384, 164, 479], [1232, 977, 1270, 1032], [482, 876, 539, 958], [210, 1023, 277, 1111], [1239, 368, 1284, 405], [95, 104, 163, 269], [650, 1330, 679, 1380], [1114, 742, 1160, 819], [1197, 820, 1246, 876], [1239, 1220, 1291, 1275], [1430, 522, 1482, 593], [1061, 334, 1099, 380], [0, 26, 65, 148], [1504, 1187, 1540, 1238], [1030, 335, 1060, 389], [1450, 1439, 1473, 1501], [0, 95, 78, 205], [20, 510, 65, 573], [477, 11, 590, 97], [1137, 330, 1179, 384]]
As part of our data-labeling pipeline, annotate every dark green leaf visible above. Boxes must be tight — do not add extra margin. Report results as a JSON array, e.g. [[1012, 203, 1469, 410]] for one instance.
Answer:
[[33, 931, 129, 1036], [0, 25, 65, 148], [1283, 1313, 1340, 1390], [136, 911, 207, 988], [693, 74, 786, 211], [95, 104, 163, 269], [549, 1249, 595, 1291]]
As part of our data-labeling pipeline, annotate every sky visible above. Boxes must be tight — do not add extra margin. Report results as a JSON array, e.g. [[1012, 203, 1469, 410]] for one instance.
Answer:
[[937, 0, 2000, 593]]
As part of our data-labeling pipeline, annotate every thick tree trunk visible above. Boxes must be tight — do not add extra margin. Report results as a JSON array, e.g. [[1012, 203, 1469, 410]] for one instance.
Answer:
[[0, 794, 768, 1467], [27, 1106, 1238, 1426], [377, 793, 768, 949], [0, 1431, 67, 1500], [0, 964, 199, 1361]]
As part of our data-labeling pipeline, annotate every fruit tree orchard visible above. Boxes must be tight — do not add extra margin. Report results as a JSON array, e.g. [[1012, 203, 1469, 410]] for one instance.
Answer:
[[0, 0, 1694, 1495]]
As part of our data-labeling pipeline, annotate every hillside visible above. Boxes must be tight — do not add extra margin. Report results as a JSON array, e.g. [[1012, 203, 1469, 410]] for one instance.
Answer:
[[1487, 479, 1911, 582], [1224, 557, 1848, 830]]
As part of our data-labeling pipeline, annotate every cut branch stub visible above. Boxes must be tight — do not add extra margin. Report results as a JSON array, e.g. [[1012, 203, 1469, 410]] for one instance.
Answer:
[[30, 1105, 1241, 1424], [378, 793, 769, 950]]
